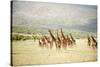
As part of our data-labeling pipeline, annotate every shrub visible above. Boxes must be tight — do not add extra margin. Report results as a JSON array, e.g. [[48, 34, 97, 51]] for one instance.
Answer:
[[12, 33, 32, 41]]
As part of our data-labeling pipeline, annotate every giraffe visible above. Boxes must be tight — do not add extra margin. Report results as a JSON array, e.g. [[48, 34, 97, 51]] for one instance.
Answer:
[[91, 35, 97, 49], [69, 33, 76, 45], [48, 29, 56, 48], [41, 36, 47, 47], [55, 29, 61, 49], [87, 35, 91, 46], [66, 35, 72, 46], [44, 35, 52, 48], [60, 28, 67, 49], [38, 38, 43, 48]]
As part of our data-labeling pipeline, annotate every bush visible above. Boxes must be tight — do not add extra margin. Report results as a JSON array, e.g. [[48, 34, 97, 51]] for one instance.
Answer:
[[12, 33, 32, 41]]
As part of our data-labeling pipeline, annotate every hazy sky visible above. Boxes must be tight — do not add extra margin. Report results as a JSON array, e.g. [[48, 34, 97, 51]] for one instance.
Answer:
[[12, 1, 97, 33]]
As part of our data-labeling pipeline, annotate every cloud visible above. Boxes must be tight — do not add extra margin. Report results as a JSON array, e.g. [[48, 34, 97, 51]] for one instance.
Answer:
[[12, 1, 97, 33], [76, 19, 97, 32]]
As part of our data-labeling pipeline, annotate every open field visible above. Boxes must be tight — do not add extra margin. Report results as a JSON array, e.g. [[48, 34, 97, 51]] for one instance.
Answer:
[[12, 38, 97, 66], [11, 1, 97, 66]]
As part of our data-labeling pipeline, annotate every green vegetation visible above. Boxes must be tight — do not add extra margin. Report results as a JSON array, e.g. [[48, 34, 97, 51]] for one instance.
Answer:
[[11, 33, 32, 41], [11, 33, 42, 41], [12, 25, 97, 39]]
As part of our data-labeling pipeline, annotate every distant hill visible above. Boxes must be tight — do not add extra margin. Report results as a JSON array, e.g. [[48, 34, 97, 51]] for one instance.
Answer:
[[12, 24, 97, 38]]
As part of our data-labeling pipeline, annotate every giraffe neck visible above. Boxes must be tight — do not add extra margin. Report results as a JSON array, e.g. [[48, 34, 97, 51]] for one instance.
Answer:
[[91, 36, 96, 42], [70, 34, 74, 40], [48, 30, 56, 41], [57, 30, 61, 41], [61, 29, 66, 39]]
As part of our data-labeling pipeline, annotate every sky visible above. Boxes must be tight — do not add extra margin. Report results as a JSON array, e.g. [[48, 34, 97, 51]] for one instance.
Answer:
[[12, 1, 97, 33]]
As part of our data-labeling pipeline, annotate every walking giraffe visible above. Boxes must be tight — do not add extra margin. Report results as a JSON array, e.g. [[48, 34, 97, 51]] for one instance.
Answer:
[[60, 28, 67, 49], [69, 33, 76, 45], [44, 35, 52, 48], [87, 35, 91, 46], [48, 29, 56, 48], [91, 35, 97, 49], [56, 29, 61, 49], [66, 35, 72, 46]]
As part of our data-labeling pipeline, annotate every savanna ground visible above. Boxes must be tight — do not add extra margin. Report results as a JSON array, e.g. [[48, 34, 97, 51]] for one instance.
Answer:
[[12, 38, 97, 66]]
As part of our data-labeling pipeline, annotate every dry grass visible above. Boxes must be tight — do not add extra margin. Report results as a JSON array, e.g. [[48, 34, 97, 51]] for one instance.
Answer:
[[12, 38, 97, 66]]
